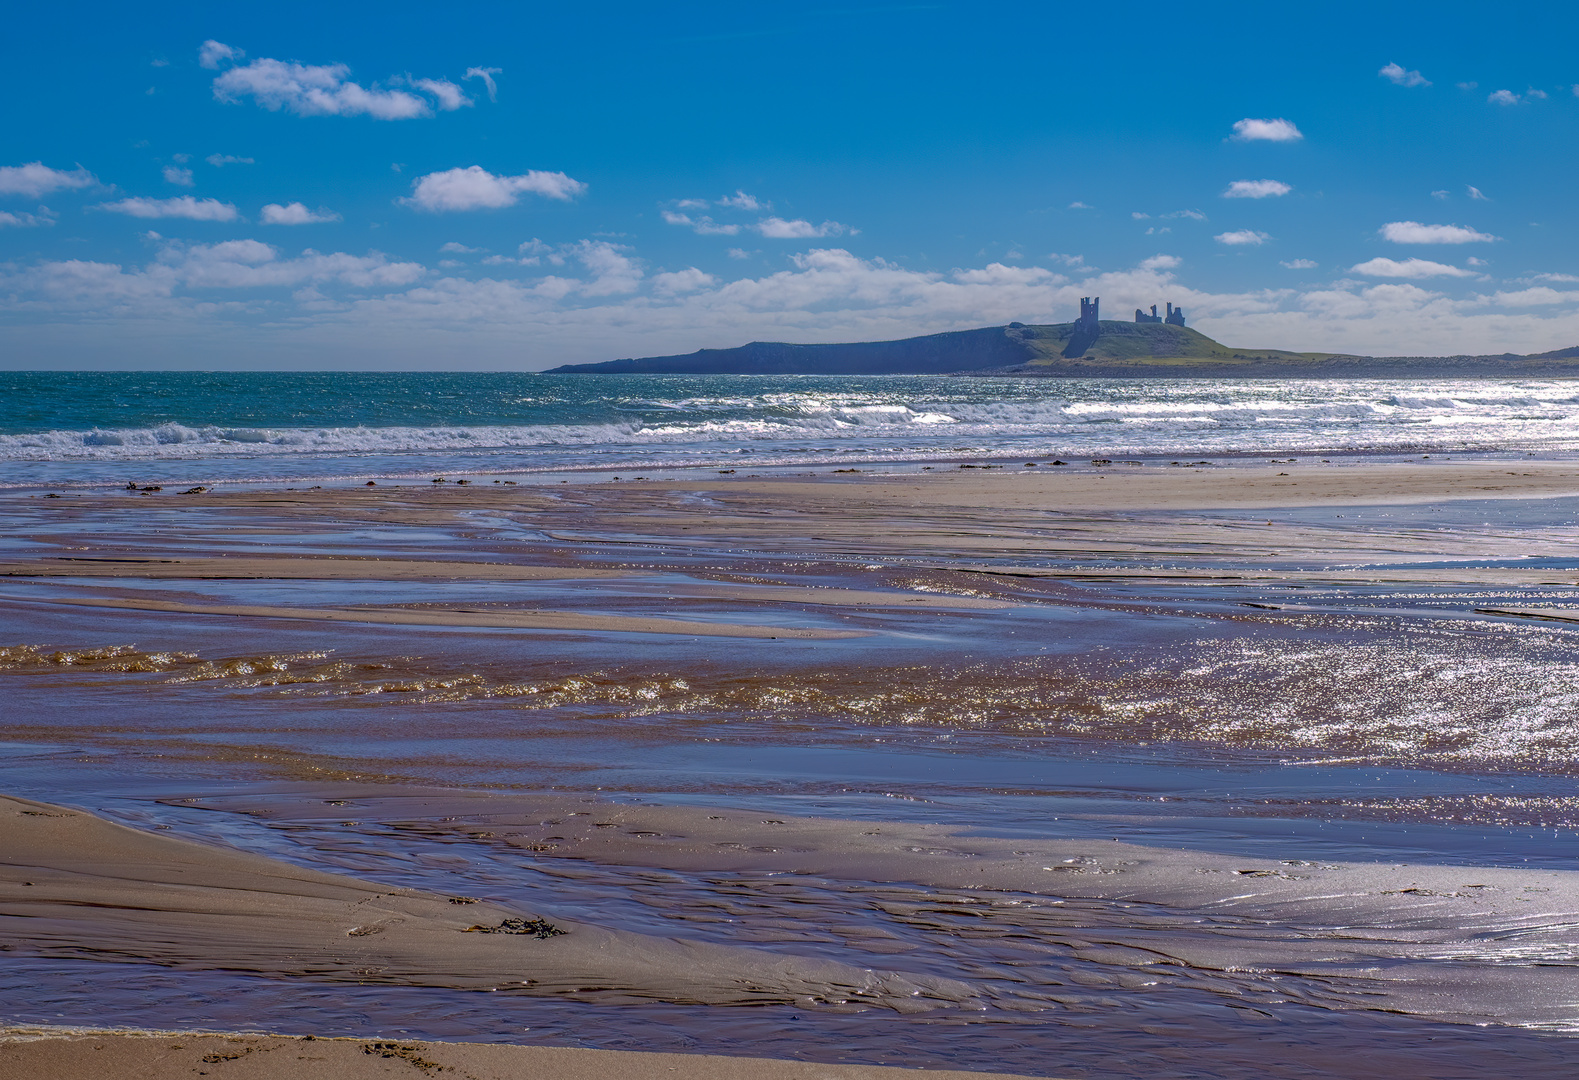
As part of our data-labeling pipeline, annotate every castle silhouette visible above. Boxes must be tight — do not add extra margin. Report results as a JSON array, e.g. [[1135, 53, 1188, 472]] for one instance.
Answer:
[[1134, 302, 1186, 326], [1073, 297, 1186, 332]]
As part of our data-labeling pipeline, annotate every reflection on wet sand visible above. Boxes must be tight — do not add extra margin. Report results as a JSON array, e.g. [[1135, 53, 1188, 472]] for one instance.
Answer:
[[5, 463, 1579, 1076]]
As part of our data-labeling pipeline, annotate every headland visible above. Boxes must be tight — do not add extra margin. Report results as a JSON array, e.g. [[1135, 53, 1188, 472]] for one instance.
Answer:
[[546, 296, 1579, 378]]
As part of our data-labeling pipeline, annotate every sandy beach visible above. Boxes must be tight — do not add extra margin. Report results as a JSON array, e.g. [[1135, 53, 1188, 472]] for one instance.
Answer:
[[6, 459, 1579, 1076]]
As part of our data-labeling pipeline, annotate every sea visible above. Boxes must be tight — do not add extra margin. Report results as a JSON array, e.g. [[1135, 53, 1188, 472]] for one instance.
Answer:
[[5, 371, 1579, 488]]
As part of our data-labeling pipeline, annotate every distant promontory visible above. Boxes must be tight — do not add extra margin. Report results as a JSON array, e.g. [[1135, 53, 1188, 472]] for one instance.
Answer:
[[545, 297, 1579, 378]]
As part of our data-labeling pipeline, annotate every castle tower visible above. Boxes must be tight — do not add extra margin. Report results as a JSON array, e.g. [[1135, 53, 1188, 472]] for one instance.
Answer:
[[1078, 296, 1100, 332], [1165, 302, 1186, 327]]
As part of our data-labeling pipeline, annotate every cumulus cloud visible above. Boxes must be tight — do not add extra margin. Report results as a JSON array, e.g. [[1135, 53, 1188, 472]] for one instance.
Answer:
[[401, 166, 586, 211], [568, 240, 642, 295], [1488, 287, 1579, 307], [1380, 221, 1498, 244], [198, 40, 242, 69], [162, 166, 194, 187], [1349, 257, 1477, 279], [1281, 259, 1318, 269], [95, 196, 239, 221], [1223, 179, 1291, 199], [205, 43, 473, 120], [440, 242, 484, 254], [1068, 201, 1092, 210], [206, 154, 255, 167], [662, 210, 740, 235], [1488, 89, 1522, 105], [464, 67, 501, 102], [1379, 62, 1430, 87], [1230, 118, 1302, 142], [756, 217, 852, 239], [412, 78, 470, 111], [1214, 230, 1270, 246], [260, 202, 340, 225], [13, 240, 1579, 366], [718, 190, 767, 211], [165, 240, 422, 290], [652, 267, 718, 295], [1468, 185, 1489, 200], [0, 209, 55, 228], [0, 162, 97, 199], [1131, 212, 1150, 220], [1164, 209, 1207, 220]]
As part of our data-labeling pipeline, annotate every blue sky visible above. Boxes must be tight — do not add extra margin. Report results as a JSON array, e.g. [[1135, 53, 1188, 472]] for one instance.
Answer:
[[3, 0, 1578, 369]]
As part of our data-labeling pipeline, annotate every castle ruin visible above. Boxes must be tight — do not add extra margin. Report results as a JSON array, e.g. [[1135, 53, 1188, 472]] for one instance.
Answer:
[[1134, 302, 1186, 326], [1077, 296, 1100, 332]]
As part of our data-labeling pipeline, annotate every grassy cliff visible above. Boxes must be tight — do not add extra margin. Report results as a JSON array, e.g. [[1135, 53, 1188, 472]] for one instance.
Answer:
[[545, 322, 1579, 377]]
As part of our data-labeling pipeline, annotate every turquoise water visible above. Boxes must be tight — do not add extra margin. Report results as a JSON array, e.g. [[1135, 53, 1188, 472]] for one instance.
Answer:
[[4, 371, 1579, 487]]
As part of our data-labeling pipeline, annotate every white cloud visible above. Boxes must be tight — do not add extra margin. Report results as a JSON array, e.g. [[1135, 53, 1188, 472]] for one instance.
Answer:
[[661, 210, 740, 235], [569, 240, 642, 295], [1468, 185, 1489, 201], [464, 67, 501, 102], [15, 242, 1579, 368], [95, 196, 239, 221], [412, 78, 470, 111], [652, 268, 717, 295], [214, 58, 429, 119], [1230, 117, 1302, 142], [163, 166, 194, 187], [1281, 259, 1318, 269], [674, 198, 709, 209], [1380, 221, 1498, 244], [260, 202, 340, 225], [1139, 254, 1180, 270], [160, 239, 424, 290], [726, 248, 753, 259], [1431, 189, 1450, 199], [1379, 62, 1430, 87], [1488, 89, 1521, 105], [1488, 287, 1579, 307], [0, 209, 55, 228], [1349, 257, 1477, 279], [198, 40, 242, 69], [206, 154, 255, 167], [0, 162, 97, 199], [207, 46, 472, 120], [718, 190, 767, 210], [1131, 211, 1150, 220], [1223, 179, 1291, 199], [440, 242, 484, 254], [401, 166, 586, 211], [1528, 88, 1549, 101], [1214, 230, 1270, 246], [756, 217, 852, 239], [1068, 201, 1092, 210], [1163, 209, 1207, 220]]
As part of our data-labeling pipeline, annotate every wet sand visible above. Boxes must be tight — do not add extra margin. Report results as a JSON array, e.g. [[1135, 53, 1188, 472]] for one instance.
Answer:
[[0, 1029, 1039, 1080], [6, 459, 1579, 1075]]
